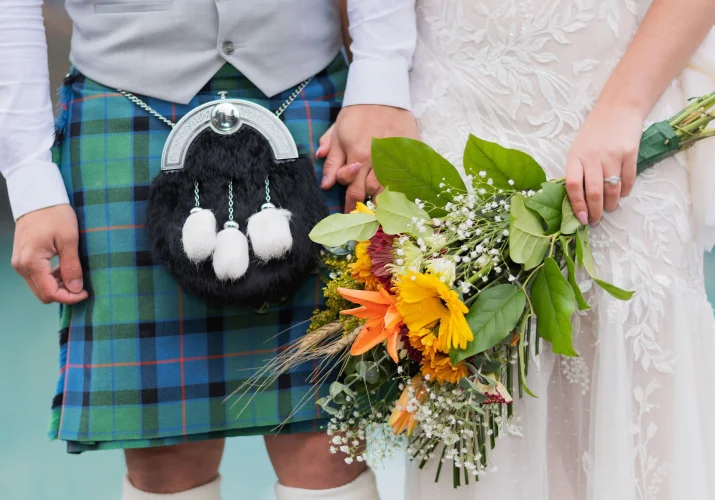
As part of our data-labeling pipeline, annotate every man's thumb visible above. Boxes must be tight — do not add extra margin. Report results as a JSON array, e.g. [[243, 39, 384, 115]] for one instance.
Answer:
[[57, 235, 84, 293]]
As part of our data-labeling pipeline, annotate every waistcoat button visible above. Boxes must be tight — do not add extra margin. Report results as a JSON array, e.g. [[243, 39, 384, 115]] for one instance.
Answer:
[[222, 41, 235, 55]]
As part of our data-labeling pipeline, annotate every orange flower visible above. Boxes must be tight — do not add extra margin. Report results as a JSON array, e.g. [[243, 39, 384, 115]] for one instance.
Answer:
[[388, 374, 427, 436], [421, 351, 469, 384], [337, 287, 403, 362]]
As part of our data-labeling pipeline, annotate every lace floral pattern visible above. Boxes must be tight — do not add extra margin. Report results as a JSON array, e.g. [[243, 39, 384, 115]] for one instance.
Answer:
[[408, 1, 715, 498]]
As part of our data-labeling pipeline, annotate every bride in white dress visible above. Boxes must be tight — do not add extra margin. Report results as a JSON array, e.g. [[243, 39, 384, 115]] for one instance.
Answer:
[[405, 1, 715, 499]]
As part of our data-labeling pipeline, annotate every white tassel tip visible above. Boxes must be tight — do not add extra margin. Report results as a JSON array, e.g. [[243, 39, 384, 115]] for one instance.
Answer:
[[247, 207, 293, 261], [182, 208, 217, 263], [213, 225, 250, 281]]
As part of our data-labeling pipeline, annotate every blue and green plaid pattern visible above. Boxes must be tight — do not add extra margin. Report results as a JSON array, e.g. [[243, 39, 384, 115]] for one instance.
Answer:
[[49, 56, 348, 453]]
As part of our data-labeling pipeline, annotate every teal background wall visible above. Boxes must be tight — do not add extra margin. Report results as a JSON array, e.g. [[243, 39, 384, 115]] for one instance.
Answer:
[[0, 3, 712, 500]]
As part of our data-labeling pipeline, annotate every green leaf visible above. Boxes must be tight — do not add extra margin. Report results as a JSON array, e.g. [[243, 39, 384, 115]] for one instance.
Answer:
[[525, 182, 567, 234], [508, 195, 550, 270], [564, 253, 591, 311], [309, 212, 379, 246], [576, 227, 596, 276], [374, 188, 433, 237], [451, 285, 527, 364], [530, 258, 579, 357], [592, 279, 635, 300], [463, 134, 546, 191], [560, 193, 582, 234], [575, 226, 586, 268], [576, 228, 634, 300], [372, 137, 465, 216]]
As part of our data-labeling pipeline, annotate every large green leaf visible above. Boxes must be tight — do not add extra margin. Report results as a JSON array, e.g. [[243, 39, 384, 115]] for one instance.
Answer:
[[371, 137, 465, 216], [525, 182, 567, 234], [576, 228, 635, 301], [509, 195, 549, 270], [463, 134, 546, 191], [564, 253, 590, 311], [374, 188, 433, 238], [530, 258, 579, 357], [309, 212, 379, 246], [560, 195, 582, 234], [451, 285, 527, 364]]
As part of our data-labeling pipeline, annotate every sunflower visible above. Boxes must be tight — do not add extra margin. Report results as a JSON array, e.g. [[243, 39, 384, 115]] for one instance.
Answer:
[[407, 328, 444, 357], [349, 241, 380, 291], [351, 202, 375, 215], [420, 351, 469, 384], [395, 272, 473, 351]]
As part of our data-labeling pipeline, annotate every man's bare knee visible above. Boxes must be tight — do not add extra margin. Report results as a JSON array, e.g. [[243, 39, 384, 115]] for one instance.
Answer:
[[265, 432, 367, 489], [125, 440, 225, 494]]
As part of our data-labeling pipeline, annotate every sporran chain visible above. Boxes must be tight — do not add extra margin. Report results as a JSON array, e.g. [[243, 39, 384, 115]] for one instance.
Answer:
[[264, 177, 271, 205], [118, 77, 312, 127], [228, 181, 234, 222]]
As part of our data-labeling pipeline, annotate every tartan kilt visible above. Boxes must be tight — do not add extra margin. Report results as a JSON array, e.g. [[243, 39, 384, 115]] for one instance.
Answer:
[[49, 56, 348, 453]]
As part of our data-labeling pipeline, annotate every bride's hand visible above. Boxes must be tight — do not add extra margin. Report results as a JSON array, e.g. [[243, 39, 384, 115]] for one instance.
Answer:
[[565, 103, 644, 226]]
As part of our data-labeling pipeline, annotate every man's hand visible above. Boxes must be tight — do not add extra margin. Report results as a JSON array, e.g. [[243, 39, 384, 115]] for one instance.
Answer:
[[318, 105, 419, 212], [11, 204, 88, 305]]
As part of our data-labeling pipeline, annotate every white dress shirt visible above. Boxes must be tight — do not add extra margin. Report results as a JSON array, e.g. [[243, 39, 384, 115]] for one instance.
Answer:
[[0, 0, 416, 221]]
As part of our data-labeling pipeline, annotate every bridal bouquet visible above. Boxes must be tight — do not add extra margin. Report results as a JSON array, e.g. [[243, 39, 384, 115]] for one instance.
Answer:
[[231, 92, 714, 487]]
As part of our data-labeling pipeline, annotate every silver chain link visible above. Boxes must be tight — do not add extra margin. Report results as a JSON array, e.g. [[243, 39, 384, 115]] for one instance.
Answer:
[[118, 77, 312, 126], [118, 90, 176, 128], [194, 181, 200, 208], [264, 177, 271, 204], [227, 181, 234, 222], [274, 78, 312, 118]]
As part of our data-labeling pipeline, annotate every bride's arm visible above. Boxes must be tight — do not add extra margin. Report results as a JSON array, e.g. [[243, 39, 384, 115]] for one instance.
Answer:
[[566, 0, 715, 226]]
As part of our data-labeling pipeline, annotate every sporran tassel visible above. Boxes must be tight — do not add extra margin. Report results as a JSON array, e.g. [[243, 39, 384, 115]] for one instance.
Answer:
[[182, 181, 217, 262], [247, 176, 293, 261], [212, 181, 250, 281]]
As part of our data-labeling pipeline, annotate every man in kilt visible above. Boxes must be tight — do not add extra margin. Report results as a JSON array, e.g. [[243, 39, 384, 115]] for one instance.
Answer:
[[0, 0, 418, 499]]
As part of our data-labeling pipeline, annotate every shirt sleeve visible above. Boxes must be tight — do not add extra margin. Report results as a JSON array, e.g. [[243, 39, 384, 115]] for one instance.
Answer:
[[0, 1, 69, 221], [343, 0, 417, 111]]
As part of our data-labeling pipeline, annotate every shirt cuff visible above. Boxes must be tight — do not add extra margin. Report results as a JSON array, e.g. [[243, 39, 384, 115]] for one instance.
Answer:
[[6, 160, 70, 221], [342, 59, 412, 111]]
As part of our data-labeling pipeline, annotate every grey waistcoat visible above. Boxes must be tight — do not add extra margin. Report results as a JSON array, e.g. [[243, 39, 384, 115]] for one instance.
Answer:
[[65, 0, 343, 104]]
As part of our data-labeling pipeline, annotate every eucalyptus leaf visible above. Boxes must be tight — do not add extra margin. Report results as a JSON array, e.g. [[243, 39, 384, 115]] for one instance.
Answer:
[[576, 228, 634, 300], [525, 182, 567, 234], [375, 188, 433, 237], [564, 253, 590, 311], [316, 397, 339, 416], [463, 134, 546, 190], [509, 195, 550, 270], [309, 212, 379, 246], [364, 363, 381, 385], [530, 258, 579, 357], [372, 137, 465, 216], [560, 196, 582, 234], [451, 284, 527, 363]]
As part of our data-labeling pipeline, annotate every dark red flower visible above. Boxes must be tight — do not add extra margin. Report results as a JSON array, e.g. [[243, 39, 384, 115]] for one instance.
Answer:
[[367, 228, 396, 289], [400, 325, 423, 364]]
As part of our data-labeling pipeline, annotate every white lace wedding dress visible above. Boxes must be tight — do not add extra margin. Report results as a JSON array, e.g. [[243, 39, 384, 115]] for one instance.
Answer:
[[406, 1, 715, 499]]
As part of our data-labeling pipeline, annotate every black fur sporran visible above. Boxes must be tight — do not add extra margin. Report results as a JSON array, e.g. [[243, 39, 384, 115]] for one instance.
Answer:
[[146, 126, 328, 306]]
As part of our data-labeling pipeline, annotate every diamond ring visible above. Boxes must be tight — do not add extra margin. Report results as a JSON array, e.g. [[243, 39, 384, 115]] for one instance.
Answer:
[[604, 176, 622, 185]]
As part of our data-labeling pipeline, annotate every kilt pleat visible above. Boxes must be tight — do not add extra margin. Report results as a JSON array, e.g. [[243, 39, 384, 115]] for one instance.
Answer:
[[49, 56, 348, 453]]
